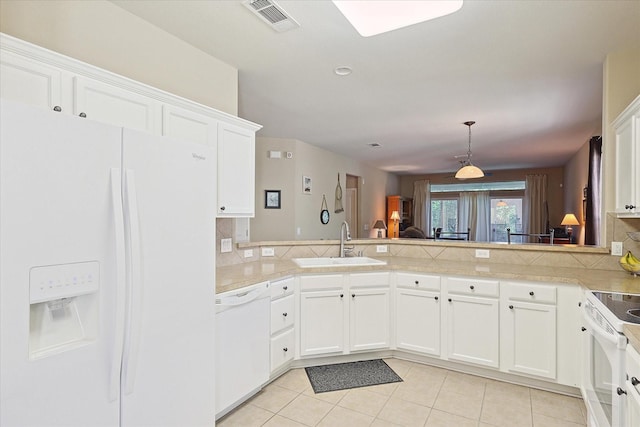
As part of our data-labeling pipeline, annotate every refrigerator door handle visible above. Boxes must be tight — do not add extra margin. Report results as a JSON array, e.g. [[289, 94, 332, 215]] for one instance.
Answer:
[[109, 168, 126, 402], [122, 169, 143, 395]]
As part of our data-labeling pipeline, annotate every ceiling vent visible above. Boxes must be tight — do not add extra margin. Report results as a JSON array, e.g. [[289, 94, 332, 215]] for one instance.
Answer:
[[243, 0, 300, 33]]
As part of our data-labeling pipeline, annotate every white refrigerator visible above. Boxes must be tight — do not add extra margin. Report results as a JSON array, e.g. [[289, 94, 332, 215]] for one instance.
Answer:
[[0, 100, 217, 426]]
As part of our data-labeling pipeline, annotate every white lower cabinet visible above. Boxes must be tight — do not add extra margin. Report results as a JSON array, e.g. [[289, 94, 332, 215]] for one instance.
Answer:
[[269, 277, 295, 373], [626, 344, 640, 426], [299, 272, 390, 357], [299, 289, 346, 356], [395, 273, 441, 356], [501, 281, 557, 379], [271, 328, 295, 372], [444, 277, 500, 369], [350, 287, 390, 352]]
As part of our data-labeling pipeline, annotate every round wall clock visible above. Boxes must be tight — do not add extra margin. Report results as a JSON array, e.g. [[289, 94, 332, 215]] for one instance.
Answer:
[[321, 209, 330, 224], [320, 194, 330, 224]]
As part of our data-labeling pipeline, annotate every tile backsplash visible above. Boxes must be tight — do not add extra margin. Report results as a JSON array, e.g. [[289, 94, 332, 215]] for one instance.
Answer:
[[216, 216, 640, 272]]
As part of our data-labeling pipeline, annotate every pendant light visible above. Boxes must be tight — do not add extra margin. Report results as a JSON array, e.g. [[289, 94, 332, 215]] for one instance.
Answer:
[[455, 121, 485, 179]]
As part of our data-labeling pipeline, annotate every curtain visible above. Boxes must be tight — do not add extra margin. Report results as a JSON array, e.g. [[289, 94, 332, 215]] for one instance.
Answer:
[[412, 180, 431, 234], [585, 136, 602, 246], [524, 174, 548, 239], [458, 191, 491, 241]]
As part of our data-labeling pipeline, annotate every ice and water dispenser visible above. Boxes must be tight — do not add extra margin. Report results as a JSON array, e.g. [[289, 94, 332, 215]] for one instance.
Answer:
[[29, 261, 100, 359]]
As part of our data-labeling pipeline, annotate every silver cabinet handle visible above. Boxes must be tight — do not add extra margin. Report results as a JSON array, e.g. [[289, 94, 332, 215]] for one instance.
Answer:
[[79, 112, 87, 118], [53, 106, 62, 112]]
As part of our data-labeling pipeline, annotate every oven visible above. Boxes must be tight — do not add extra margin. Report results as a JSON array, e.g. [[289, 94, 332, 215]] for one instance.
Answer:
[[582, 291, 640, 427]]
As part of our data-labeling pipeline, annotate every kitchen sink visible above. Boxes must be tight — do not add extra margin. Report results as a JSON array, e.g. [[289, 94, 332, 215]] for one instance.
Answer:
[[293, 257, 387, 268]]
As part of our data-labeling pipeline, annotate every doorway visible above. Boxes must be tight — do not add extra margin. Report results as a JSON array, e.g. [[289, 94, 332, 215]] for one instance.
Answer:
[[345, 174, 360, 237]]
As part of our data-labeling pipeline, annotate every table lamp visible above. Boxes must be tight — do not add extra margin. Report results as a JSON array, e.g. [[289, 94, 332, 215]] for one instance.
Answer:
[[390, 211, 400, 238], [561, 213, 580, 242], [373, 220, 387, 238]]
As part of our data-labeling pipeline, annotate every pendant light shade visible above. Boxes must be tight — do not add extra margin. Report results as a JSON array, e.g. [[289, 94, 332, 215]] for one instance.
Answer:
[[455, 121, 484, 180]]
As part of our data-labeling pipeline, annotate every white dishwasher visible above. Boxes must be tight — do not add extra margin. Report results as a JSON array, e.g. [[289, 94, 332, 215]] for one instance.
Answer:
[[215, 281, 270, 419]]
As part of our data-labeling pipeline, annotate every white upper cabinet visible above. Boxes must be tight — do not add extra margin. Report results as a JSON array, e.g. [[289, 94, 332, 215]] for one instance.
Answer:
[[0, 33, 261, 218], [74, 76, 161, 134], [613, 95, 640, 216], [162, 104, 218, 147], [0, 50, 63, 112], [216, 122, 256, 217]]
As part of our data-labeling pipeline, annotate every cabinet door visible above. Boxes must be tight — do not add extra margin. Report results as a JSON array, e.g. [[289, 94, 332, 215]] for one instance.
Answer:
[[613, 96, 640, 214], [395, 289, 440, 356], [162, 104, 217, 147], [350, 288, 390, 352], [270, 294, 295, 335], [627, 378, 640, 427], [74, 76, 160, 134], [217, 122, 255, 217], [299, 290, 345, 356], [446, 295, 499, 368], [271, 328, 295, 373], [502, 301, 556, 379], [0, 50, 64, 111]]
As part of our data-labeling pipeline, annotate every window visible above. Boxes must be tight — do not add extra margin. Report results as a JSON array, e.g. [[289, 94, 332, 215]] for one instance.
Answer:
[[429, 181, 524, 242], [491, 198, 523, 242], [431, 198, 458, 233]]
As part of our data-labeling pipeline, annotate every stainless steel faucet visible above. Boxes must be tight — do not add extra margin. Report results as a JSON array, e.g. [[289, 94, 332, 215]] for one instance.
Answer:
[[340, 221, 353, 257]]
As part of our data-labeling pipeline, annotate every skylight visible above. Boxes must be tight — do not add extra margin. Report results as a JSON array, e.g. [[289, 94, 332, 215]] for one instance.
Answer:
[[332, 0, 464, 37]]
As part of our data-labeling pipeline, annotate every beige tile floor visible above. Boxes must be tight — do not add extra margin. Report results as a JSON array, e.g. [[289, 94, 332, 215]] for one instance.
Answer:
[[218, 358, 588, 427]]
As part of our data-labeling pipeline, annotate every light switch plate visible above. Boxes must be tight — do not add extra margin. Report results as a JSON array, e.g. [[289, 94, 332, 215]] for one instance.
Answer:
[[611, 241, 623, 256], [220, 238, 232, 253], [376, 245, 388, 253], [244, 249, 254, 258], [261, 247, 275, 257]]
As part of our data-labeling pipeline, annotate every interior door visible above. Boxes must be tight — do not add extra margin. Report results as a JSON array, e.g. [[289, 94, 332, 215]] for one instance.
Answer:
[[119, 129, 217, 426], [0, 100, 121, 426]]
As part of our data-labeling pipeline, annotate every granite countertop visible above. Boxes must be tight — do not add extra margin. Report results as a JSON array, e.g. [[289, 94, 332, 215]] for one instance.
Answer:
[[216, 256, 640, 349]]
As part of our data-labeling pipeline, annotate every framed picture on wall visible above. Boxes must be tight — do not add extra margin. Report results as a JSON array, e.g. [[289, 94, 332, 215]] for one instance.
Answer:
[[303, 176, 312, 195], [265, 190, 281, 209]]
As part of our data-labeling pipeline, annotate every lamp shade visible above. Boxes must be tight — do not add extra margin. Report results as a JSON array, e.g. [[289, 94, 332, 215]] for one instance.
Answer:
[[561, 213, 580, 226], [373, 220, 387, 230], [455, 164, 485, 179], [390, 211, 400, 221]]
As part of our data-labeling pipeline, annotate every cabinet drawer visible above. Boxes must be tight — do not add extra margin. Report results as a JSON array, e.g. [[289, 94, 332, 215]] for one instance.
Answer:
[[270, 294, 294, 334], [349, 272, 389, 288], [446, 276, 499, 297], [300, 274, 343, 291], [504, 282, 556, 304], [270, 277, 294, 300], [271, 328, 295, 372], [396, 272, 440, 291]]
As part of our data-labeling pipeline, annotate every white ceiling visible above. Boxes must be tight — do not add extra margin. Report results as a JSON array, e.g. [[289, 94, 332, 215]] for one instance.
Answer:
[[112, 0, 640, 175]]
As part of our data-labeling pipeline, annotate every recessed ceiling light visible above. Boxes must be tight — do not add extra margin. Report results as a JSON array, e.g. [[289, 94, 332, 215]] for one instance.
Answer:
[[334, 66, 353, 76], [332, 0, 464, 37]]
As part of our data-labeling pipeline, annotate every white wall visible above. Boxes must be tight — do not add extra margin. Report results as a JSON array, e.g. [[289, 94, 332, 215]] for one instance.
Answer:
[[0, 0, 238, 115], [251, 137, 398, 241]]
